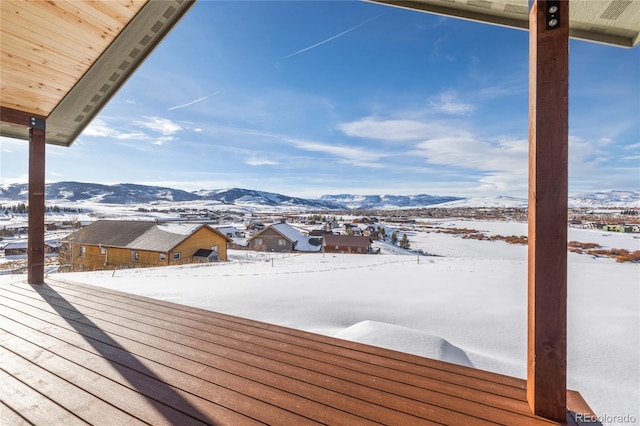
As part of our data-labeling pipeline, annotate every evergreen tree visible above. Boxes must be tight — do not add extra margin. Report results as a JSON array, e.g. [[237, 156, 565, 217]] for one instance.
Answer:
[[377, 226, 387, 240], [391, 231, 398, 245], [399, 233, 411, 249]]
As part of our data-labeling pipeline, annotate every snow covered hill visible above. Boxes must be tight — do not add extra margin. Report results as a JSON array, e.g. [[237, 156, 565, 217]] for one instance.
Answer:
[[569, 190, 640, 208], [1, 181, 638, 210], [318, 193, 463, 209]]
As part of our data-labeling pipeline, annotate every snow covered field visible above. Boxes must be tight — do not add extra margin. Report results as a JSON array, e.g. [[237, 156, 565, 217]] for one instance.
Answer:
[[2, 219, 639, 424]]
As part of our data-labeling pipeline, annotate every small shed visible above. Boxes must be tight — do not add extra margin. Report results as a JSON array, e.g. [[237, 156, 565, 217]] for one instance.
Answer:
[[193, 249, 220, 263]]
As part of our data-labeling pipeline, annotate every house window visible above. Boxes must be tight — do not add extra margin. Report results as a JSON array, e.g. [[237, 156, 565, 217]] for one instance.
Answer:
[[254, 238, 262, 246], [79, 246, 86, 257], [278, 239, 287, 246], [159, 253, 166, 262], [173, 252, 181, 261], [335, 245, 339, 250], [357, 247, 362, 253], [211, 245, 219, 252], [131, 250, 139, 263], [100, 246, 107, 255]]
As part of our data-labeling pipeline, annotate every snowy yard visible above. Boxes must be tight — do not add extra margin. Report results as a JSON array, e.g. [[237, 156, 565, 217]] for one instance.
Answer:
[[2, 219, 639, 424]]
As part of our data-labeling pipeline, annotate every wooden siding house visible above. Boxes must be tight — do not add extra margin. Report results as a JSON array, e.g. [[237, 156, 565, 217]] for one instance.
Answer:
[[248, 222, 322, 253], [323, 234, 373, 254], [64, 220, 231, 271]]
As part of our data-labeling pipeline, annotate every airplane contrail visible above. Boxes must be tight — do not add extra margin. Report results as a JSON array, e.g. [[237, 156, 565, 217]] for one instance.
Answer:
[[283, 14, 384, 59], [168, 91, 219, 111]]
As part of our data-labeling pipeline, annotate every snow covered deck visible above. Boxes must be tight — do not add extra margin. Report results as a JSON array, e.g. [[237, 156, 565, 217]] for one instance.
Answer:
[[1, 279, 597, 425]]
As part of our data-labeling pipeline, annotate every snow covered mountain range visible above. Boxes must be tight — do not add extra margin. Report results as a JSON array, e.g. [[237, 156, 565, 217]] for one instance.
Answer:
[[0, 182, 638, 209]]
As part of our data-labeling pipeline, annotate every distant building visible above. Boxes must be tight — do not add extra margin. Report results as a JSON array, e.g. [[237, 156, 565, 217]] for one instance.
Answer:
[[64, 220, 231, 271], [322, 234, 373, 254], [3, 240, 60, 256], [602, 224, 633, 233], [247, 222, 322, 252]]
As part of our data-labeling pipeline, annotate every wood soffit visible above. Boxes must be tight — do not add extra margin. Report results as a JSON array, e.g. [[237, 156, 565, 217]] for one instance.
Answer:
[[370, 0, 640, 48], [0, 0, 195, 147]]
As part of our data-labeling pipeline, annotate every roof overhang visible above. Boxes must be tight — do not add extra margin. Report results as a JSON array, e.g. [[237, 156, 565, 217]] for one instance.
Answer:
[[368, 0, 640, 48], [0, 0, 195, 147]]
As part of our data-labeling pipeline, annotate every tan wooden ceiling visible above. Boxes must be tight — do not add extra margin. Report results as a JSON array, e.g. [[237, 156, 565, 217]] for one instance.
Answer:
[[0, 0, 195, 146], [370, 0, 640, 48], [2, 1, 145, 117]]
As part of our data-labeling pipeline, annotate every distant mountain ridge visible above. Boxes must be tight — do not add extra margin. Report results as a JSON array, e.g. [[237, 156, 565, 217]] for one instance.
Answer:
[[319, 194, 462, 209], [0, 182, 638, 209]]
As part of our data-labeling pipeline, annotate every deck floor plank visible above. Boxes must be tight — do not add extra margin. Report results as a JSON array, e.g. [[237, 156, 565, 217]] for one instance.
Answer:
[[0, 290, 463, 425], [1, 285, 535, 424], [0, 302, 324, 425], [47, 279, 525, 383], [1, 280, 596, 425], [0, 401, 32, 426], [1, 344, 142, 426], [41, 279, 529, 394], [0, 368, 88, 425], [5, 282, 527, 402]]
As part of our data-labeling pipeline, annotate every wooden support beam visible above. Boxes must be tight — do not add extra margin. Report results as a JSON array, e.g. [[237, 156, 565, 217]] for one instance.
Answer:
[[28, 126, 46, 284], [527, 0, 569, 421], [0, 106, 46, 127]]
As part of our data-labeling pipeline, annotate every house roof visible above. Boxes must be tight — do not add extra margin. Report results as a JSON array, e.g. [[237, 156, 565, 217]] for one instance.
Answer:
[[370, 0, 640, 48], [0, 0, 195, 147], [323, 234, 373, 248], [193, 248, 219, 258], [65, 220, 230, 253]]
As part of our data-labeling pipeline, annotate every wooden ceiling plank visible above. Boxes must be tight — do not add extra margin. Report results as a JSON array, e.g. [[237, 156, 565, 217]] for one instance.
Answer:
[[0, 30, 93, 74], [3, 69, 78, 96], [85, 0, 147, 24], [0, 93, 57, 116], [0, 49, 87, 84], [6, 2, 117, 58], [20, 0, 135, 36], [0, 47, 84, 76], [0, 86, 60, 106], [53, 0, 145, 36], [1, 21, 99, 69]]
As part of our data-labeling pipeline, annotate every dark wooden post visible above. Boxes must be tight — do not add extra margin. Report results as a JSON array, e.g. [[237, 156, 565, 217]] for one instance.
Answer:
[[28, 122, 46, 284], [527, 0, 569, 420]]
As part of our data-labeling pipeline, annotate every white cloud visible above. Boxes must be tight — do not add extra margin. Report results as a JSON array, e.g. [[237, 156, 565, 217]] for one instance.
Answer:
[[338, 118, 433, 141], [285, 138, 386, 168], [82, 118, 147, 140], [246, 157, 279, 166], [0, 175, 28, 186], [413, 134, 528, 173], [428, 91, 475, 115], [134, 117, 182, 136], [152, 136, 176, 146]]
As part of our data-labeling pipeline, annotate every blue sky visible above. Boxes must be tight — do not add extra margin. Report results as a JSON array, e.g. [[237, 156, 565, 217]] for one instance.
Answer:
[[1, 1, 638, 198]]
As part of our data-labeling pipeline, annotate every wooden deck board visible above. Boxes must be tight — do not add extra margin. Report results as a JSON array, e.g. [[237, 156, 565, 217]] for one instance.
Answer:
[[1, 280, 597, 425], [2, 284, 535, 420]]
